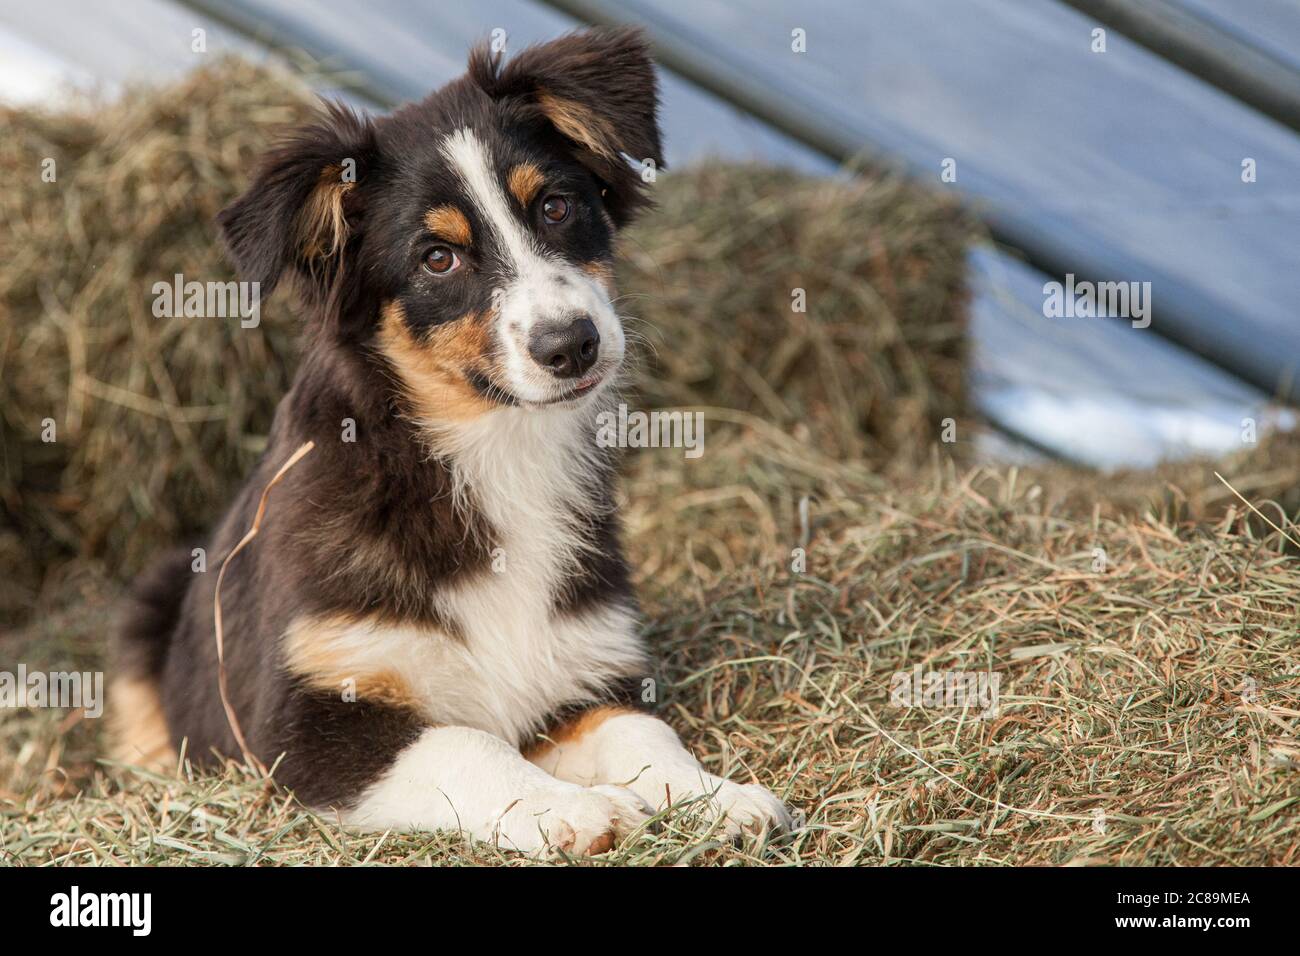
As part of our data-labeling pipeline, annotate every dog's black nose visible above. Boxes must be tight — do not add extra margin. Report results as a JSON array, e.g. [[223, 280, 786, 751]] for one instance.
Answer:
[[528, 316, 600, 379]]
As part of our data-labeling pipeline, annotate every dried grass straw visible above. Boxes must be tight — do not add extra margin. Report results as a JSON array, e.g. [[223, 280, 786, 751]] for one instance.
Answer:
[[212, 440, 314, 774]]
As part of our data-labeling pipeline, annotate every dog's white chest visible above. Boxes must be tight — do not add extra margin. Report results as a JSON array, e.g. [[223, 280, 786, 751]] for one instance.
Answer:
[[413, 574, 641, 744], [425, 408, 644, 740], [293, 405, 644, 744]]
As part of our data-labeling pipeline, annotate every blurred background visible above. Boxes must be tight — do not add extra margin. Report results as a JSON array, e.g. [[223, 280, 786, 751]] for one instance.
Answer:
[[3, 0, 1298, 470]]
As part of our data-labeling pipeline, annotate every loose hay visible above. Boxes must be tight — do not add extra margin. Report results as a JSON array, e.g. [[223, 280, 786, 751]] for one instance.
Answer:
[[6, 447, 1298, 866], [1, 58, 1297, 867]]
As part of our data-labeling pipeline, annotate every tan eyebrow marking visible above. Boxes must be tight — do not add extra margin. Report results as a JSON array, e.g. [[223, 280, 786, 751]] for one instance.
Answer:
[[507, 163, 545, 207], [424, 205, 472, 245]]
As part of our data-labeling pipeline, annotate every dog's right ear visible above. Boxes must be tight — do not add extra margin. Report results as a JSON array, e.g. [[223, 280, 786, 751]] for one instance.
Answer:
[[217, 102, 378, 302]]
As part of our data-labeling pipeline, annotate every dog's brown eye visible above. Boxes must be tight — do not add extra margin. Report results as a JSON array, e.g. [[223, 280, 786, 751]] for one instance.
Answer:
[[541, 195, 570, 224], [423, 246, 460, 275]]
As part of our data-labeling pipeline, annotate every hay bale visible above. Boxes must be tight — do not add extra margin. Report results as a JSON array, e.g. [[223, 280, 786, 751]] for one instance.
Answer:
[[619, 163, 975, 460], [0, 58, 317, 622]]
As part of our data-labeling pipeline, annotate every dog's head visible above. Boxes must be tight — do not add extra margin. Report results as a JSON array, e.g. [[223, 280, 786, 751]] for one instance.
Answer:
[[218, 28, 662, 419]]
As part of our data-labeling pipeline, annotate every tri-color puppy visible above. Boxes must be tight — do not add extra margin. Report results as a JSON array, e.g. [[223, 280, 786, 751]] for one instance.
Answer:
[[113, 28, 790, 854]]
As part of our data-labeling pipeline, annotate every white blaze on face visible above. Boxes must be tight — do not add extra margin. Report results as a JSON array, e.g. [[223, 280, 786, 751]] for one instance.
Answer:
[[439, 128, 623, 403]]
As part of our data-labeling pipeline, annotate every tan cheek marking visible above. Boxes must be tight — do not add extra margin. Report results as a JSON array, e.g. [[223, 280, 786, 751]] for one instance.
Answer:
[[109, 676, 177, 772], [377, 301, 495, 422], [424, 205, 473, 246], [537, 90, 619, 161], [508, 163, 545, 206], [522, 705, 636, 761], [282, 615, 421, 713], [436, 310, 494, 368]]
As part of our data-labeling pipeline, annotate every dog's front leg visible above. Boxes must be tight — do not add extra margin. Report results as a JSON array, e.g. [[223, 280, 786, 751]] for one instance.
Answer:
[[344, 726, 650, 854], [526, 708, 792, 837]]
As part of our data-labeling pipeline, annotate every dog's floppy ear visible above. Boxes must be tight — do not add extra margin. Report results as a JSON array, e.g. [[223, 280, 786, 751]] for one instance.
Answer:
[[471, 27, 664, 225], [217, 102, 377, 303]]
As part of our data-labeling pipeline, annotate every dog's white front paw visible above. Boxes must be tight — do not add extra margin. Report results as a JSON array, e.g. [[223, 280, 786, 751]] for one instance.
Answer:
[[534, 712, 793, 842], [702, 777, 792, 837], [493, 782, 651, 855], [657, 773, 792, 837]]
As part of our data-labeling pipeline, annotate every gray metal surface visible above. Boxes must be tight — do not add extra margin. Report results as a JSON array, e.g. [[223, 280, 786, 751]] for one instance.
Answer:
[[1060, 0, 1300, 133], [0, 0, 256, 101], [969, 248, 1293, 467], [182, 0, 826, 171], [1175, 0, 1300, 75]]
